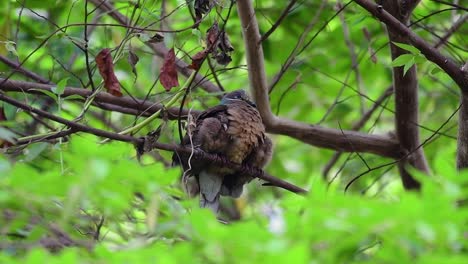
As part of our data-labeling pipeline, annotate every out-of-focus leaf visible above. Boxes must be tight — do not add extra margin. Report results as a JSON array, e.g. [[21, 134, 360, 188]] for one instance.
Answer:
[[24, 142, 49, 162], [95, 48, 123, 97], [159, 48, 179, 91], [393, 42, 420, 55], [128, 49, 139, 77], [403, 57, 415, 75], [29, 89, 58, 103], [391, 54, 414, 67], [51, 78, 69, 96], [63, 94, 85, 100]]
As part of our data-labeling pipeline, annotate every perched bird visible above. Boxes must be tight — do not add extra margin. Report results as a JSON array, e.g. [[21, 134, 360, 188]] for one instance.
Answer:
[[173, 90, 273, 213]]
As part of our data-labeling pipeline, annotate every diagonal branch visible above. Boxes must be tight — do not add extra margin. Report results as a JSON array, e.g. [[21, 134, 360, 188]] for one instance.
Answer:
[[0, 78, 194, 119], [354, 0, 468, 92], [0, 92, 305, 194]]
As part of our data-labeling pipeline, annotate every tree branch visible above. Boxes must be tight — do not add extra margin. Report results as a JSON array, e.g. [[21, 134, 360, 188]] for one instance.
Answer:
[[0, 92, 305, 194], [377, 0, 429, 189], [0, 93, 140, 143], [354, 0, 468, 92], [0, 78, 194, 119]]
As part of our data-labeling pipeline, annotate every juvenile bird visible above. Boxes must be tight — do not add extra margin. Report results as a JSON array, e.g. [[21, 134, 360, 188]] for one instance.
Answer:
[[173, 90, 273, 213]]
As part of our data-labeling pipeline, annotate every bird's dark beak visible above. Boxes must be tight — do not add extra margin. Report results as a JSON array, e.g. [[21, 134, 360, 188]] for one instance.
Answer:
[[248, 101, 257, 107]]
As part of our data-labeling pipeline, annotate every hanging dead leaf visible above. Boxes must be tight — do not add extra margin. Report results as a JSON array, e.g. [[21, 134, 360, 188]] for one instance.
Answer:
[[128, 49, 139, 77], [206, 21, 219, 51], [95, 48, 122, 96], [160, 48, 179, 91], [205, 22, 234, 66], [189, 50, 209, 70], [194, 0, 213, 22]]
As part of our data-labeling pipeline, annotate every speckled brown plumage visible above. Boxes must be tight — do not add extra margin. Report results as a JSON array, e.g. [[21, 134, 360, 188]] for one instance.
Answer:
[[173, 90, 273, 213]]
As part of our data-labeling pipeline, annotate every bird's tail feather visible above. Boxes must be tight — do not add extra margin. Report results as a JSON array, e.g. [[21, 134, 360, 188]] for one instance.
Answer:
[[198, 171, 223, 213]]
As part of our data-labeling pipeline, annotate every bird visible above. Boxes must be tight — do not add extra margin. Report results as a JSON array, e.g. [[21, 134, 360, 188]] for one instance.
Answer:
[[173, 90, 273, 213]]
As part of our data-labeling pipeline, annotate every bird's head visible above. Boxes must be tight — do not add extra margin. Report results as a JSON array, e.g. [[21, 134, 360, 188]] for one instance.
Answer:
[[220, 90, 256, 107]]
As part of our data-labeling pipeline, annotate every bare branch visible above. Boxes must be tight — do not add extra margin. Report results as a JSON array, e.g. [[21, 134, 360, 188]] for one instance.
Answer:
[[0, 93, 140, 143], [0, 91, 304, 194], [0, 55, 51, 84], [0, 78, 194, 119], [259, 0, 298, 43], [354, 0, 468, 92]]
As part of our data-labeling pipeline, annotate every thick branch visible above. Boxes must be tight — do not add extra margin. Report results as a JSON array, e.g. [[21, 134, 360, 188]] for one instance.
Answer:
[[355, 0, 468, 92], [0, 93, 139, 143], [378, 0, 428, 189], [237, 0, 401, 159], [457, 63, 468, 169]]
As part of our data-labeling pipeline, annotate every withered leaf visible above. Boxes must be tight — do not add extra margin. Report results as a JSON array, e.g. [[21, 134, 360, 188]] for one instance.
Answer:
[[206, 21, 219, 50], [205, 21, 234, 66], [219, 31, 234, 53], [160, 48, 179, 91], [95, 48, 122, 96], [214, 53, 232, 66], [194, 0, 213, 22], [189, 50, 209, 70], [128, 49, 139, 77]]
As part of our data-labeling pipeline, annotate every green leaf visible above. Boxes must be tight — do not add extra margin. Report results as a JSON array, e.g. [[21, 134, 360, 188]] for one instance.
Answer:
[[24, 142, 49, 162], [29, 89, 58, 103], [430, 65, 442, 75], [0, 127, 18, 143], [51, 78, 69, 95], [403, 58, 415, 75], [392, 42, 420, 54], [391, 54, 414, 67], [63, 94, 85, 100], [414, 54, 426, 63]]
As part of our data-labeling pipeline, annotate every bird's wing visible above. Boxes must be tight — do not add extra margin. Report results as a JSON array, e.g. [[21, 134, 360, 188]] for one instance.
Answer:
[[221, 134, 273, 198]]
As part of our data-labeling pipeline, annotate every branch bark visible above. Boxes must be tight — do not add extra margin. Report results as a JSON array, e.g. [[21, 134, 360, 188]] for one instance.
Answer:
[[457, 63, 468, 169], [0, 78, 193, 119], [378, 0, 429, 189]]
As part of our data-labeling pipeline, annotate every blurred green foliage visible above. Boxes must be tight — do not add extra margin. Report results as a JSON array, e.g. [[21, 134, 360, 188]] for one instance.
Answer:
[[1, 136, 467, 262]]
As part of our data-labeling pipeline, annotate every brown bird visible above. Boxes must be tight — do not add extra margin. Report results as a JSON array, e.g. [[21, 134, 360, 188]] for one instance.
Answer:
[[173, 90, 273, 213]]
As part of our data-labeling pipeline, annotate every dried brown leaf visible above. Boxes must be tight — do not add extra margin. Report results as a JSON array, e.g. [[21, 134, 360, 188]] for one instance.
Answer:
[[188, 50, 209, 70], [194, 0, 213, 22], [160, 48, 179, 91], [128, 49, 139, 77], [95, 48, 122, 96], [206, 21, 219, 50]]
